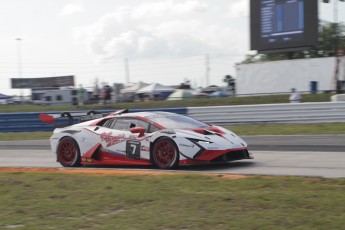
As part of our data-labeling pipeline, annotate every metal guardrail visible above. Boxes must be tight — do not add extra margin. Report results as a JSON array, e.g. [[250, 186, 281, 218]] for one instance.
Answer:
[[0, 102, 344, 132], [0, 108, 187, 133], [188, 102, 345, 125]]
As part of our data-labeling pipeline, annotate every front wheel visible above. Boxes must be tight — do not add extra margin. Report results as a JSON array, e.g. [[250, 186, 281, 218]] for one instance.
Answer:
[[152, 137, 179, 169], [57, 137, 81, 167]]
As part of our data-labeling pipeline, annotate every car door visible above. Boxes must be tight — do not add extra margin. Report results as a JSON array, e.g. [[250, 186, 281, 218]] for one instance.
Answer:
[[90, 117, 130, 155], [119, 118, 152, 160], [94, 117, 150, 159]]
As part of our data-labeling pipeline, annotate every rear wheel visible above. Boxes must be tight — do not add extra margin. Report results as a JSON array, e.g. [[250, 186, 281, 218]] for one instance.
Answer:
[[57, 137, 81, 167], [152, 137, 179, 169]]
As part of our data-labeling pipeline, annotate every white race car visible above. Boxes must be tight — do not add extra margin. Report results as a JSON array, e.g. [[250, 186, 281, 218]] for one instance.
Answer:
[[45, 110, 253, 169]]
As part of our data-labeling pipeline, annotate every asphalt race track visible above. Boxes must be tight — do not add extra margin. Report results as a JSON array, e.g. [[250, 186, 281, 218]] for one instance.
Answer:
[[0, 135, 344, 178]]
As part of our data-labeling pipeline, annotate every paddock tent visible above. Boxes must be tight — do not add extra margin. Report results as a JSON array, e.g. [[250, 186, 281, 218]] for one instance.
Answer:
[[167, 89, 193, 100], [0, 93, 13, 105], [0, 93, 12, 99], [120, 81, 149, 101], [136, 83, 175, 99], [121, 81, 149, 93]]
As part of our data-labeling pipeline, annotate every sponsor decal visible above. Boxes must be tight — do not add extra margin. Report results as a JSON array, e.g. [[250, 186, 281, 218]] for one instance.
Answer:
[[100, 147, 125, 156], [179, 143, 194, 148], [129, 134, 137, 139], [100, 132, 125, 147], [140, 146, 150, 152], [161, 130, 176, 135]]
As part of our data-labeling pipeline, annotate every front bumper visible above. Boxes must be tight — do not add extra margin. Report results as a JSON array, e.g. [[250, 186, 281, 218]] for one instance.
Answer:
[[179, 148, 253, 165], [210, 149, 253, 162], [195, 148, 252, 161]]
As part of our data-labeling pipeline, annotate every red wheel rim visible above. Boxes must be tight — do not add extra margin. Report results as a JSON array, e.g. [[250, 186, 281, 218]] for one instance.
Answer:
[[58, 140, 77, 165], [153, 140, 176, 168]]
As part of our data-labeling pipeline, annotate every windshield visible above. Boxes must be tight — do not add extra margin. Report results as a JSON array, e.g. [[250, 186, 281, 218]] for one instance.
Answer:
[[149, 114, 209, 129]]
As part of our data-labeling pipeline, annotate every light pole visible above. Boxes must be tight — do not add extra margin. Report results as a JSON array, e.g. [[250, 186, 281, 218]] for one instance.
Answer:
[[124, 58, 130, 86], [205, 54, 210, 87], [16, 38, 23, 102], [332, 0, 340, 93]]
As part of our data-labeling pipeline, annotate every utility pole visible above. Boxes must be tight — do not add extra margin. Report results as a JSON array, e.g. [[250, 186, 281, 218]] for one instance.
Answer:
[[16, 38, 23, 103], [205, 54, 210, 87], [124, 58, 130, 86], [334, 0, 340, 93]]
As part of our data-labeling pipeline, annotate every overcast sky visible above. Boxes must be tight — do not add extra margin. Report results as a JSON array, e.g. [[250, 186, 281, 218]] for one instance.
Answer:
[[0, 0, 344, 95]]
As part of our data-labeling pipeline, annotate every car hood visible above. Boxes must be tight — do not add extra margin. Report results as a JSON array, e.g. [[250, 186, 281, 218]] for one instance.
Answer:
[[173, 126, 247, 149]]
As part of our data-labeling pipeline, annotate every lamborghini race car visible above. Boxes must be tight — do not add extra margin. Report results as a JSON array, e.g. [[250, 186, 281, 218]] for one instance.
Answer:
[[43, 110, 253, 169]]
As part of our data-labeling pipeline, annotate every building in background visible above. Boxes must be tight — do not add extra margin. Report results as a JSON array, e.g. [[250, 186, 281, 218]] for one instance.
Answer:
[[10, 75, 91, 106], [11, 75, 77, 104], [33, 88, 80, 106], [236, 56, 345, 95]]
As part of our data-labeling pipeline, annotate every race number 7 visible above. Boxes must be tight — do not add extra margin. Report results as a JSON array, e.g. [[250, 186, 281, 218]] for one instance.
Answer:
[[126, 141, 141, 159], [130, 144, 137, 155]]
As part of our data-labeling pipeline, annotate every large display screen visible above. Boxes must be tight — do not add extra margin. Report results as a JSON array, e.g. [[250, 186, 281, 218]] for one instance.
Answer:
[[250, 0, 318, 53], [11, 75, 75, 89]]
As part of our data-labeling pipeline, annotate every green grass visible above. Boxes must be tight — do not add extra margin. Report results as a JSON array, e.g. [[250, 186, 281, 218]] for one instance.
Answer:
[[0, 132, 52, 141], [0, 172, 344, 230], [226, 123, 345, 136], [1, 123, 345, 141], [0, 93, 334, 113]]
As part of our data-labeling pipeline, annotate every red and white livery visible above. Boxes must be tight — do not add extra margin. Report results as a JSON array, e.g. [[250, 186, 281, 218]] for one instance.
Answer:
[[49, 110, 253, 169]]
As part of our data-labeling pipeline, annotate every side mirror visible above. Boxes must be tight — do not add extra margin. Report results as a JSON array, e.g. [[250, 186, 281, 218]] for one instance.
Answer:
[[130, 127, 146, 137]]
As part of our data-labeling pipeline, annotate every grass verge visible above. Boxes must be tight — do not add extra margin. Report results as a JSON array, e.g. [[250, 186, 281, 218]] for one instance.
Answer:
[[0, 132, 52, 141], [0, 93, 334, 113], [225, 123, 345, 136], [0, 172, 344, 230], [1, 123, 345, 141]]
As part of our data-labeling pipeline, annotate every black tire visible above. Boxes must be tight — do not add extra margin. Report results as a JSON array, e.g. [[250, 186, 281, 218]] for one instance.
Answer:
[[57, 137, 81, 167], [152, 137, 179, 169]]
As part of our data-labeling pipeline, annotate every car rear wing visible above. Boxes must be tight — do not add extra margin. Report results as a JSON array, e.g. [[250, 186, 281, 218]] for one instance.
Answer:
[[39, 109, 128, 128]]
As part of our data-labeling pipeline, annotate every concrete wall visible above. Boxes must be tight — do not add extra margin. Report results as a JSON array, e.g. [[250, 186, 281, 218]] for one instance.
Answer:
[[236, 56, 345, 95]]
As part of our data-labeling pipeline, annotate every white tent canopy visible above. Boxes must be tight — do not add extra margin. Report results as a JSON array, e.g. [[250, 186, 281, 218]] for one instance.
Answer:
[[0, 93, 12, 99], [136, 83, 175, 94], [167, 89, 193, 100], [121, 81, 149, 93]]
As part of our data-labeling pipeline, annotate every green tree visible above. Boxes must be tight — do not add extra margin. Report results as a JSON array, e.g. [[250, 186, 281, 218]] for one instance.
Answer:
[[241, 21, 345, 63], [316, 22, 345, 57], [223, 75, 236, 95]]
